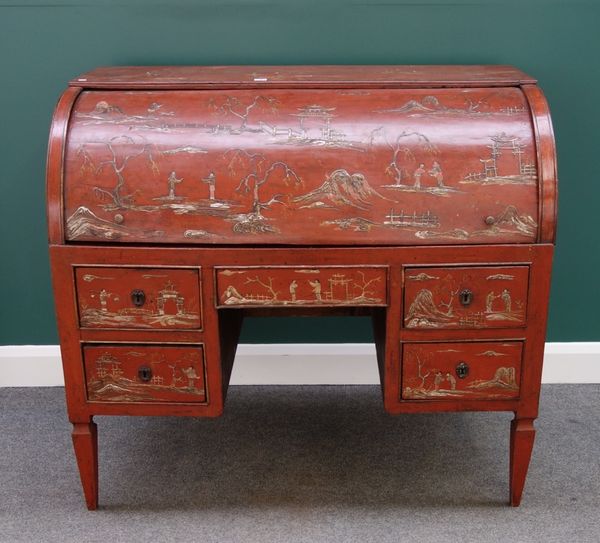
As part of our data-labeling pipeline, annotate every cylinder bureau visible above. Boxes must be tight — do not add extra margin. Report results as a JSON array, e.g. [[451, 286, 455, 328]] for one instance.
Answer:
[[47, 65, 557, 509]]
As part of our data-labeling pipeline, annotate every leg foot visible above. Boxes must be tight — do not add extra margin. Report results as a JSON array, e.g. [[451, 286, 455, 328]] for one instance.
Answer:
[[509, 416, 535, 506], [72, 420, 98, 510]]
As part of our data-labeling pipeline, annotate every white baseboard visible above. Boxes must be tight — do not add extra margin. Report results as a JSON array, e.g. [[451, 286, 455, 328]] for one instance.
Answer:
[[0, 343, 599, 387]]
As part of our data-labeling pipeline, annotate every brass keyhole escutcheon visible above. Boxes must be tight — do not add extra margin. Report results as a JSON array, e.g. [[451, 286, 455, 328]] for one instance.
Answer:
[[138, 366, 152, 382], [456, 362, 469, 379], [459, 289, 473, 306], [131, 289, 146, 307]]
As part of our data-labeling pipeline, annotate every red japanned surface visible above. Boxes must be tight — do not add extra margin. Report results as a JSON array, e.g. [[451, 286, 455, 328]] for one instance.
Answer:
[[62, 87, 539, 245], [75, 267, 202, 330], [215, 266, 387, 308], [403, 265, 529, 330], [401, 341, 523, 400], [70, 65, 537, 89], [83, 344, 206, 403]]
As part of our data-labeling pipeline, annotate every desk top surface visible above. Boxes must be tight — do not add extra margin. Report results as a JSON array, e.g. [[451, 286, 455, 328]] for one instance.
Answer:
[[70, 65, 537, 89]]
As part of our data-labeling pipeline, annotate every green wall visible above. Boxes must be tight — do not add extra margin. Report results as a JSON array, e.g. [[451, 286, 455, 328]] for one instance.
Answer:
[[0, 0, 597, 344]]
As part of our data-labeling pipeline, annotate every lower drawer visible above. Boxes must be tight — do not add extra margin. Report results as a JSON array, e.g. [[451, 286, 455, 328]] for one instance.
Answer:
[[401, 341, 522, 400], [83, 344, 206, 403]]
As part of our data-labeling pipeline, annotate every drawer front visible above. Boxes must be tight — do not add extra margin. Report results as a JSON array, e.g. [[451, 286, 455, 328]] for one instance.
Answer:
[[404, 265, 528, 329], [83, 345, 206, 403], [402, 341, 522, 400], [216, 266, 387, 307], [75, 267, 201, 330]]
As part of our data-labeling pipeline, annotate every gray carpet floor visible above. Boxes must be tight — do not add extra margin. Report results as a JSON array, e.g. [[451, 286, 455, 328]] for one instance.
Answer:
[[1, 385, 599, 543]]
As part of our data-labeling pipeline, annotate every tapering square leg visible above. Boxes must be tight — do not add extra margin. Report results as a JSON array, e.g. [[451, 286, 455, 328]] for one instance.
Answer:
[[509, 416, 535, 506], [72, 420, 98, 510]]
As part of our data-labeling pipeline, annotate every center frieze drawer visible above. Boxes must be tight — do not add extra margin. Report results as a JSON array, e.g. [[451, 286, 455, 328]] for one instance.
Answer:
[[403, 265, 529, 329], [75, 267, 202, 330], [83, 344, 206, 403], [401, 341, 523, 400], [216, 266, 388, 307]]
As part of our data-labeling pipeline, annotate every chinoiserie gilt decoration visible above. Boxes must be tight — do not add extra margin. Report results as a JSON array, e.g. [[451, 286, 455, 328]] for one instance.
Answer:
[[217, 267, 387, 307], [402, 342, 522, 400], [47, 65, 557, 510], [403, 266, 529, 329], [84, 346, 206, 403], [75, 267, 202, 329], [64, 83, 539, 244]]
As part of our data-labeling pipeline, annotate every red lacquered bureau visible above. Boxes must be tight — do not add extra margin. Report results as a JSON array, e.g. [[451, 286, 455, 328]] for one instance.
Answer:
[[47, 65, 557, 509]]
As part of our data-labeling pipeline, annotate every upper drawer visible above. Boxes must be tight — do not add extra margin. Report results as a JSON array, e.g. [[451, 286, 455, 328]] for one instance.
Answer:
[[404, 265, 528, 329], [75, 267, 202, 330], [62, 87, 539, 245]]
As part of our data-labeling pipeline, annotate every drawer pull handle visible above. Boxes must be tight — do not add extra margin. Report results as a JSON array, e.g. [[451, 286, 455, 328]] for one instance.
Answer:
[[456, 362, 469, 379], [459, 289, 473, 306], [131, 289, 146, 307], [484, 215, 496, 226], [138, 366, 152, 382]]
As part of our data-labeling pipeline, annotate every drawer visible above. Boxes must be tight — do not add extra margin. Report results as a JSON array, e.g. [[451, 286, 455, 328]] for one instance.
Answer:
[[216, 266, 387, 307], [401, 341, 522, 400], [83, 344, 206, 403], [75, 267, 202, 330], [403, 265, 528, 329]]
